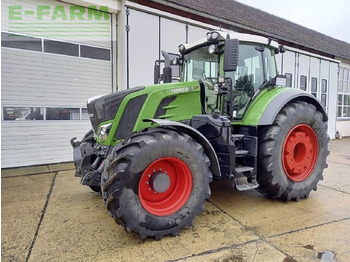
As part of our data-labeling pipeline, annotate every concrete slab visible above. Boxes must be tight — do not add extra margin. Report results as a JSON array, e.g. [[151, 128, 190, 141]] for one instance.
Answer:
[[182, 240, 287, 262], [1, 165, 50, 178], [268, 220, 350, 262], [2, 174, 54, 204], [1, 138, 349, 261], [48, 162, 75, 172], [209, 180, 350, 238], [319, 161, 350, 194], [328, 137, 350, 166], [28, 170, 258, 261], [1, 173, 54, 262]]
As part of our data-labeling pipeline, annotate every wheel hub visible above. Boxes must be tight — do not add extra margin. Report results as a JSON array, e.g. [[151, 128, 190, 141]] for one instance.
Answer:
[[138, 157, 193, 216], [149, 171, 171, 193], [282, 124, 318, 182]]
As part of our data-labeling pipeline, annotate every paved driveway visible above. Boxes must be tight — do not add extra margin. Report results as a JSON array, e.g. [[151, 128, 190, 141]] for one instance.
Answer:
[[2, 138, 350, 261]]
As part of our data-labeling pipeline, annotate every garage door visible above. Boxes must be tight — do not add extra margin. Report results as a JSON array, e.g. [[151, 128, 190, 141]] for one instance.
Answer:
[[1, 0, 112, 168]]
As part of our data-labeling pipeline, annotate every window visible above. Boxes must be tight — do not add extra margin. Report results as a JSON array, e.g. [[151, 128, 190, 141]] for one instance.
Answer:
[[44, 40, 79, 57], [300, 75, 307, 91], [338, 67, 350, 119], [80, 45, 110, 61], [3, 107, 44, 121], [321, 79, 328, 110], [46, 108, 80, 120], [1, 31, 110, 61], [311, 77, 317, 97], [285, 73, 292, 87], [82, 108, 90, 120], [1, 32, 42, 51], [183, 45, 219, 82], [2, 107, 89, 121]]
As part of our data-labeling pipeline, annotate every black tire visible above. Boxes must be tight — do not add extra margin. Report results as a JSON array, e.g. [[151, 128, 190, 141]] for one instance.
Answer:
[[101, 128, 213, 240], [89, 186, 101, 193], [257, 101, 329, 201]]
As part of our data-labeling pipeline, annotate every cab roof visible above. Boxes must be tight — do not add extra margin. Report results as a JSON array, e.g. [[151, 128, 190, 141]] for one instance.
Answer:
[[183, 31, 280, 50]]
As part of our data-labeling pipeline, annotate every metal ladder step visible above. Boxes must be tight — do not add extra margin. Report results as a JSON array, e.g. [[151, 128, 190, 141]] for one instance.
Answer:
[[234, 177, 259, 191], [236, 149, 249, 157], [232, 134, 245, 142], [235, 166, 254, 174]]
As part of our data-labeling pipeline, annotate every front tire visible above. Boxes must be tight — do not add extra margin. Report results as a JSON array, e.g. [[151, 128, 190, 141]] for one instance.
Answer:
[[102, 128, 212, 239], [257, 101, 329, 201]]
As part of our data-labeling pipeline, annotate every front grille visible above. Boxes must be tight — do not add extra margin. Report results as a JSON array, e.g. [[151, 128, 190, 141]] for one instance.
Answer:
[[114, 95, 147, 139], [87, 87, 144, 132]]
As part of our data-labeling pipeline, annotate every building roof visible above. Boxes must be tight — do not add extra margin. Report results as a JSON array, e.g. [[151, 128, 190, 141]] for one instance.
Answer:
[[135, 0, 350, 61]]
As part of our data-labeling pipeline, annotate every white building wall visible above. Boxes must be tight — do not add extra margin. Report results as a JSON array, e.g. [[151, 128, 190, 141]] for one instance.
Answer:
[[1, 0, 113, 168], [336, 61, 350, 137], [280, 48, 339, 139]]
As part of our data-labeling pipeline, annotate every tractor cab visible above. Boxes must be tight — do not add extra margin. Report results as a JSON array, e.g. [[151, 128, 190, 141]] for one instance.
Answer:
[[158, 31, 286, 119]]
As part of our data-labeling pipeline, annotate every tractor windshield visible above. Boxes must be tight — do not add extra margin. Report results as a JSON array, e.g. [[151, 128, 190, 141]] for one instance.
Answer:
[[182, 45, 219, 84]]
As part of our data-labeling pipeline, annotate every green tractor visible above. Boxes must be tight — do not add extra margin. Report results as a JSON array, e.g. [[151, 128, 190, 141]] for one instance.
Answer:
[[71, 31, 329, 240]]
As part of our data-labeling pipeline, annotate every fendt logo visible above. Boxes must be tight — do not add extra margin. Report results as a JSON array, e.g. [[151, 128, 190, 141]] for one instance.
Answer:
[[7, 5, 110, 37]]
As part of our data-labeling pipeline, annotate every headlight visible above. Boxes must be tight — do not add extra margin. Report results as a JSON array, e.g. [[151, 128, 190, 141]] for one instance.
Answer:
[[178, 44, 186, 54], [208, 44, 217, 54], [211, 32, 219, 40], [206, 32, 212, 41], [206, 31, 224, 42], [97, 123, 112, 141]]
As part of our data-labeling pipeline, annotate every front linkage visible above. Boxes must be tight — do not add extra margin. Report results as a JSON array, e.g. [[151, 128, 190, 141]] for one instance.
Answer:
[[71, 130, 108, 192]]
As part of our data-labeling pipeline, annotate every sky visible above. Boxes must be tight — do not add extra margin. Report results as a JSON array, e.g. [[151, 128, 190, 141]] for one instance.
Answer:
[[236, 0, 350, 43]]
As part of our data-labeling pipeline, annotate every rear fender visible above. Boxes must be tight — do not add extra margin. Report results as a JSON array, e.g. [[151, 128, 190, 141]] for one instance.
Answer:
[[259, 89, 328, 125], [144, 119, 221, 178]]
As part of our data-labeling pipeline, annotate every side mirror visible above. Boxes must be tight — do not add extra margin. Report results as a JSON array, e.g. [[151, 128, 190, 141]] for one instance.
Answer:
[[154, 61, 160, 84], [161, 50, 172, 83], [223, 38, 239, 72]]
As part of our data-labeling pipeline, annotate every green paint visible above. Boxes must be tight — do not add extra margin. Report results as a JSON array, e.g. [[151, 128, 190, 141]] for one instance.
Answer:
[[87, 6, 110, 20], [96, 81, 202, 146], [37, 6, 50, 20], [233, 87, 290, 126], [24, 10, 35, 16], [8, 6, 22, 20], [51, 6, 68, 21], [69, 6, 85, 20], [8, 5, 109, 21]]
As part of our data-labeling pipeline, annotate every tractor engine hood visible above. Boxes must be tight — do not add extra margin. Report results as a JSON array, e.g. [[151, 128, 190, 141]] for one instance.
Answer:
[[87, 87, 144, 133]]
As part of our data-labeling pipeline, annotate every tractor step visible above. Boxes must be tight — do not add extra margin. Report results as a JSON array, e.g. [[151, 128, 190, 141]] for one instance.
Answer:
[[231, 134, 245, 143], [235, 166, 254, 174], [235, 149, 249, 157], [234, 177, 259, 191]]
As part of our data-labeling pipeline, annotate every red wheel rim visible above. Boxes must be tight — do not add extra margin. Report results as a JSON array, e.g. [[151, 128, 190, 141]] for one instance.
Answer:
[[282, 124, 318, 182], [138, 157, 192, 216]]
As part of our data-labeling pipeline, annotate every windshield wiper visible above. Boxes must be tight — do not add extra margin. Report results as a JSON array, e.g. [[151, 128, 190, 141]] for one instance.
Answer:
[[251, 78, 275, 100]]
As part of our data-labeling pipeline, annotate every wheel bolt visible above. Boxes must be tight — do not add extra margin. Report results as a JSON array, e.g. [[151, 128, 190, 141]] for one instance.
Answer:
[[148, 187, 151, 190], [146, 181, 149, 184], [159, 168, 162, 171]]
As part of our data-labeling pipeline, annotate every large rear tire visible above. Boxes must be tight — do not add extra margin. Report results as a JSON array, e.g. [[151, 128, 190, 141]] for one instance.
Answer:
[[257, 101, 329, 201], [102, 128, 212, 239]]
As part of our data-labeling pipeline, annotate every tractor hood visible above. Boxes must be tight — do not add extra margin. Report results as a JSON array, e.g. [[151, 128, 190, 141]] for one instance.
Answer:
[[87, 87, 144, 133]]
